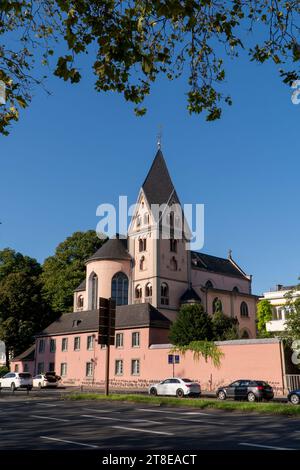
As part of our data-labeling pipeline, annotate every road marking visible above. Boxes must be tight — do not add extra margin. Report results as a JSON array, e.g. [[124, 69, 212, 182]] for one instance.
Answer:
[[39, 404, 58, 407], [40, 436, 99, 448], [81, 415, 163, 425], [137, 408, 210, 415], [184, 412, 211, 416], [81, 414, 119, 421], [239, 442, 296, 451], [82, 408, 120, 413], [112, 426, 174, 436], [166, 416, 225, 425], [30, 415, 69, 422]]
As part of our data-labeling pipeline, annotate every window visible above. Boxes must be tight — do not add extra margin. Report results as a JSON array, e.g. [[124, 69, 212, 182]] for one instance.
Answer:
[[170, 239, 177, 252], [145, 282, 152, 299], [139, 238, 147, 252], [62, 338, 68, 352], [241, 330, 250, 339], [131, 359, 140, 376], [135, 284, 142, 301], [50, 339, 56, 353], [111, 272, 128, 306], [232, 286, 239, 293], [90, 273, 98, 310], [48, 362, 55, 372], [86, 362, 93, 377], [139, 256, 145, 271], [38, 339, 45, 353], [213, 297, 222, 313], [161, 282, 169, 305], [60, 363, 67, 377], [77, 295, 84, 309], [37, 362, 44, 374], [14, 364, 19, 372], [24, 363, 29, 373], [74, 336, 81, 351], [205, 280, 213, 289], [136, 215, 141, 227], [72, 319, 81, 328], [116, 333, 124, 348], [115, 360, 123, 376], [240, 301, 249, 317], [143, 213, 150, 225], [170, 256, 178, 271], [87, 335, 94, 350], [132, 332, 140, 348]]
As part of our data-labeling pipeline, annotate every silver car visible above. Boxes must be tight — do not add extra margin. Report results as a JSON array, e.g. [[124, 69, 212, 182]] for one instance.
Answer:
[[149, 377, 201, 398]]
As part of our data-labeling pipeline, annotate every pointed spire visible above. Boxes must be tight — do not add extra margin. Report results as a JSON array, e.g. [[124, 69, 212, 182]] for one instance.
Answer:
[[142, 150, 180, 206]]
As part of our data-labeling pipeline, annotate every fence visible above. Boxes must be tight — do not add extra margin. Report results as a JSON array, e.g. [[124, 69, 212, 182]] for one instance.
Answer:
[[285, 374, 300, 391]]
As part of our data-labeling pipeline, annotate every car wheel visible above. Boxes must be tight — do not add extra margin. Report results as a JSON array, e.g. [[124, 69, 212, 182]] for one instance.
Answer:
[[176, 388, 184, 398], [247, 392, 256, 402], [149, 387, 157, 396], [218, 390, 226, 400], [11, 382, 16, 392], [290, 394, 300, 405]]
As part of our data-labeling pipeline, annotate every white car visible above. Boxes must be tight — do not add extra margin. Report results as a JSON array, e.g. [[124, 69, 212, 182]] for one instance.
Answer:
[[0, 372, 33, 391], [149, 377, 201, 398], [33, 373, 60, 389]]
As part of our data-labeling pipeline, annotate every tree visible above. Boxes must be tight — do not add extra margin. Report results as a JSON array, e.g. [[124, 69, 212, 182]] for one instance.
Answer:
[[0, 248, 54, 365], [1, 1, 300, 134], [256, 299, 273, 338], [41, 230, 105, 314], [212, 310, 239, 341], [169, 303, 214, 346], [283, 294, 300, 343]]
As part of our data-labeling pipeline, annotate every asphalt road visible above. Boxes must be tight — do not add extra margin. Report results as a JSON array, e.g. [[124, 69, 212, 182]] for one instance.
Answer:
[[0, 393, 300, 451]]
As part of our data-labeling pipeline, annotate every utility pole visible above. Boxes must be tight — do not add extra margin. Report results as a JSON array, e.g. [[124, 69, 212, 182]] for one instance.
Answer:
[[98, 297, 116, 396]]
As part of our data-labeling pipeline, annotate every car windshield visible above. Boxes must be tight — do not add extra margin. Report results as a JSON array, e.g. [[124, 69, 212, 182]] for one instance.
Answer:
[[255, 381, 270, 387], [19, 373, 31, 379], [182, 378, 192, 383]]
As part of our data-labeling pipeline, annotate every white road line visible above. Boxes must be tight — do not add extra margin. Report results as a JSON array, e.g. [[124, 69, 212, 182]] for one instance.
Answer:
[[81, 415, 163, 425], [130, 419, 164, 425], [82, 408, 120, 413], [112, 426, 174, 436], [81, 414, 119, 421], [239, 442, 296, 451], [38, 404, 58, 407], [184, 412, 211, 416], [30, 415, 69, 422], [137, 408, 210, 416], [40, 436, 99, 448], [166, 416, 225, 425]]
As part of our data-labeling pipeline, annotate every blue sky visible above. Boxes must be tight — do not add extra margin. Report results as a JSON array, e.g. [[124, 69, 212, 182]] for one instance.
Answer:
[[0, 47, 299, 296]]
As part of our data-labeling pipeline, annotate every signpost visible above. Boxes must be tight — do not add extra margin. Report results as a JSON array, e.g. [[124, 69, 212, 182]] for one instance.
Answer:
[[168, 354, 180, 377], [98, 297, 116, 396]]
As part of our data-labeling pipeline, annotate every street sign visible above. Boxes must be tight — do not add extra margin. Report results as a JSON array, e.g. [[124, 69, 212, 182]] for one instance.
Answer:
[[168, 354, 180, 365]]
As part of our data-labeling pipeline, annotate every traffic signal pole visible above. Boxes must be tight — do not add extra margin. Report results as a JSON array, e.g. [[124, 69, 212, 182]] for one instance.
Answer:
[[105, 340, 110, 396], [98, 297, 116, 397]]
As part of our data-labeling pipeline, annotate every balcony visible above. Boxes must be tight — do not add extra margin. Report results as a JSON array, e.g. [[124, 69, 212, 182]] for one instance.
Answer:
[[266, 319, 286, 332]]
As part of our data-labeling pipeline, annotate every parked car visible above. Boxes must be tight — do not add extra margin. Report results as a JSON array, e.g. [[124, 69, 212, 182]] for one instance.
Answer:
[[217, 379, 274, 402], [287, 389, 300, 405], [0, 372, 33, 391], [33, 372, 61, 389], [149, 378, 201, 398]]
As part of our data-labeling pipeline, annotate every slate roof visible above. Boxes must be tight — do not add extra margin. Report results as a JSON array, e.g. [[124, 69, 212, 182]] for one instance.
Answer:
[[191, 251, 248, 279], [11, 344, 35, 362], [36, 304, 170, 337], [87, 236, 131, 262], [180, 287, 201, 303], [74, 279, 86, 292], [142, 149, 180, 206]]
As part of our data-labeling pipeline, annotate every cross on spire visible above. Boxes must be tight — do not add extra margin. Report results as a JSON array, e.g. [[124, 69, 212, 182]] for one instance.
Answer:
[[157, 125, 163, 150]]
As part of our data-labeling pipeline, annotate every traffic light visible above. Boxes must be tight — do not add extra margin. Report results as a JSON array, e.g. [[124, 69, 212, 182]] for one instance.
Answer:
[[98, 297, 116, 346]]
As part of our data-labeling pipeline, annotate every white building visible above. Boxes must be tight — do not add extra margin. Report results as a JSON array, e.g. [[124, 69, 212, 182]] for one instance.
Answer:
[[262, 284, 300, 333], [0, 341, 6, 366]]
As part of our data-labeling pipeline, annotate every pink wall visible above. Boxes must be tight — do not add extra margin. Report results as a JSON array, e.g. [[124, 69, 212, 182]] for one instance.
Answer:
[[10, 360, 35, 376], [32, 329, 285, 395]]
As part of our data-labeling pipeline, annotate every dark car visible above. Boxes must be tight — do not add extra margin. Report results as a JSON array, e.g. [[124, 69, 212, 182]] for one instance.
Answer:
[[287, 389, 300, 405], [217, 379, 274, 402]]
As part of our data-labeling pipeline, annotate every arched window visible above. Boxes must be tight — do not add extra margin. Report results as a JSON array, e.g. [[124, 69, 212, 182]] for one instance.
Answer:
[[240, 301, 249, 317], [170, 256, 178, 271], [161, 282, 169, 305], [139, 256, 145, 271], [241, 329, 250, 339], [205, 280, 213, 289], [77, 295, 84, 309], [233, 286, 239, 293], [212, 297, 222, 314], [170, 239, 177, 253], [135, 284, 142, 301], [145, 283, 152, 300], [90, 273, 98, 310], [144, 213, 149, 225], [111, 272, 128, 306], [139, 238, 146, 252]]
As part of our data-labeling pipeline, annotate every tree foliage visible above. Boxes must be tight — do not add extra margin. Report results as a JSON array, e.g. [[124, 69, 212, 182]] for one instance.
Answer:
[[1, 1, 300, 134], [172, 340, 224, 368], [0, 248, 54, 364], [41, 230, 105, 314], [169, 303, 214, 345], [282, 288, 300, 343], [212, 310, 239, 341], [256, 299, 273, 337]]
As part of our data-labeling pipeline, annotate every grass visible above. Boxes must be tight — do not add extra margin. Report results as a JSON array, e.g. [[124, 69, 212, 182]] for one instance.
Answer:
[[63, 392, 300, 416]]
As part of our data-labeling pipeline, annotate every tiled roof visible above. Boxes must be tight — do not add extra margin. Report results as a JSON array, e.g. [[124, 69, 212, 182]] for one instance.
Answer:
[[74, 279, 86, 292], [87, 236, 131, 262], [191, 251, 248, 279], [180, 287, 201, 303], [36, 304, 170, 337], [11, 344, 35, 362], [142, 150, 180, 206]]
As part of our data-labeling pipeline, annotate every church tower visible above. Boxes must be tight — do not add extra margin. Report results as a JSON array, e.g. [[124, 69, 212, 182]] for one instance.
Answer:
[[128, 149, 190, 321]]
